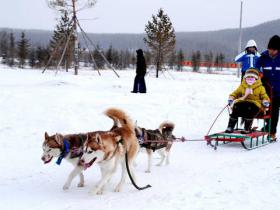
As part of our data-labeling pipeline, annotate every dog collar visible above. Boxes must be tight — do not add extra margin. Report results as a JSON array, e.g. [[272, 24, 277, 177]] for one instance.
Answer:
[[56, 139, 70, 165], [137, 128, 145, 143]]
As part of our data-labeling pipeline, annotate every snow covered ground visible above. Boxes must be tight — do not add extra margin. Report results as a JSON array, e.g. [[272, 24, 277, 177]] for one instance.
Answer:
[[0, 68, 280, 210]]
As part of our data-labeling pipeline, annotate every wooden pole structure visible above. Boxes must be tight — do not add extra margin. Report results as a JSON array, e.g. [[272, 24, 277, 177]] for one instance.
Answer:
[[72, 0, 79, 75]]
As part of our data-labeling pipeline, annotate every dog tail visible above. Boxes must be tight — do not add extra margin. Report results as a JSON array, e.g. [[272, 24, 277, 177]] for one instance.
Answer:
[[105, 108, 134, 131], [159, 121, 175, 134]]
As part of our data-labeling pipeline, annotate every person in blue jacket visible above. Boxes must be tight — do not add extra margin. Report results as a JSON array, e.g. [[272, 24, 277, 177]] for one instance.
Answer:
[[235, 39, 261, 78], [257, 35, 280, 141]]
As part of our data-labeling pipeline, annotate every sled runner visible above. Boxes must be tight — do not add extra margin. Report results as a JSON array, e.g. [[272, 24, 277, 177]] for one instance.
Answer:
[[205, 128, 271, 150]]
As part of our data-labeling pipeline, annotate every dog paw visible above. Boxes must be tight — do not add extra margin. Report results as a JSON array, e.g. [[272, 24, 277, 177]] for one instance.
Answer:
[[89, 186, 102, 195], [63, 185, 69, 191], [97, 189, 104, 195], [89, 189, 98, 195], [77, 182, 84, 188], [114, 185, 122, 192], [156, 163, 163, 167], [145, 170, 151, 173]]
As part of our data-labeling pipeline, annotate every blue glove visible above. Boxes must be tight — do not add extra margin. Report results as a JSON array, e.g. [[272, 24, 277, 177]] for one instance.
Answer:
[[228, 99, 234, 106], [263, 101, 270, 108]]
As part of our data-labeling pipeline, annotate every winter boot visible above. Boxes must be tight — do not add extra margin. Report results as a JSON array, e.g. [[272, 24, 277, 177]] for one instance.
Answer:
[[225, 117, 238, 133], [270, 133, 277, 142], [241, 118, 253, 134], [261, 120, 269, 132]]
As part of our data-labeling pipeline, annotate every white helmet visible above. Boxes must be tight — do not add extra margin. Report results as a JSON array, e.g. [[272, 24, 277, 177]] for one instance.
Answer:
[[245, 39, 257, 50]]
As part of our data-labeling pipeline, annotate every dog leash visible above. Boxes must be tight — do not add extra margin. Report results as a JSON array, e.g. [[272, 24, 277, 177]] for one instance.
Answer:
[[125, 151, 152, 190], [140, 137, 205, 143]]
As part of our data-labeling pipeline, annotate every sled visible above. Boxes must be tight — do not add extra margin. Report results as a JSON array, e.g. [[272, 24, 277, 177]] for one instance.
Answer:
[[205, 91, 273, 150], [205, 83, 274, 150], [205, 126, 271, 150]]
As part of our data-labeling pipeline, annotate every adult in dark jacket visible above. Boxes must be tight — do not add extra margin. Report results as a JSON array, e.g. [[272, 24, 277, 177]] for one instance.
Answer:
[[257, 35, 280, 141], [131, 49, 147, 93]]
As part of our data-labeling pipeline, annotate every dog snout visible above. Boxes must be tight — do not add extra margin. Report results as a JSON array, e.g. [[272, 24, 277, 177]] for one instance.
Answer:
[[78, 158, 85, 166]]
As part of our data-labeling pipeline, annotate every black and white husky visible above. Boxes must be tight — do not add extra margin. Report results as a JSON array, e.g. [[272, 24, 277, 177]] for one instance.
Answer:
[[134, 121, 175, 173]]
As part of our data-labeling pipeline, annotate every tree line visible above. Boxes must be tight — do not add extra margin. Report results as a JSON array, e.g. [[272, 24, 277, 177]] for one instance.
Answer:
[[0, 30, 225, 72], [0, 9, 225, 73]]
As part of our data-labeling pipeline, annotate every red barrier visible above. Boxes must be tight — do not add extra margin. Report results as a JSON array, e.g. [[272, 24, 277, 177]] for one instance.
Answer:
[[181, 61, 237, 68]]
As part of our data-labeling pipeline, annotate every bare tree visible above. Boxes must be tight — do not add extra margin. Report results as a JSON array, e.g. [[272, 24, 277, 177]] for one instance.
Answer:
[[46, 0, 97, 75]]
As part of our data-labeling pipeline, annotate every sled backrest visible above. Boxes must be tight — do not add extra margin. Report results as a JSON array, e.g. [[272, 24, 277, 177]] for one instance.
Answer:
[[255, 83, 272, 119]]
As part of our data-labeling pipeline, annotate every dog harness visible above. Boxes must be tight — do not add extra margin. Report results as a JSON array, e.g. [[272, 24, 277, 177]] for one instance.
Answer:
[[136, 128, 145, 143], [138, 129, 169, 152], [56, 139, 70, 165]]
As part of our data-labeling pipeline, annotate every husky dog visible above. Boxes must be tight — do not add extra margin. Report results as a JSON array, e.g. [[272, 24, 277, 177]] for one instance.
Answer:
[[41, 132, 89, 190], [80, 108, 139, 195], [134, 121, 175, 173]]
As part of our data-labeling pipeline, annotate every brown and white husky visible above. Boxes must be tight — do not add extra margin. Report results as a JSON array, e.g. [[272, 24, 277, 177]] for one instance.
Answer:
[[80, 108, 139, 195], [41, 130, 108, 190], [41, 132, 88, 190]]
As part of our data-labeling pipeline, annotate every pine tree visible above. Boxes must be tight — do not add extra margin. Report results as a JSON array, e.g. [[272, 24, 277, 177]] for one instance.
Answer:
[[93, 45, 105, 69], [177, 49, 185, 71], [8, 33, 15, 67], [17, 32, 29, 68], [214, 53, 225, 71], [144, 50, 152, 67], [219, 53, 225, 71], [204, 51, 213, 73], [36, 46, 50, 68], [49, 11, 74, 71], [106, 45, 113, 65], [0, 32, 8, 64], [168, 51, 176, 70], [28, 48, 36, 68], [112, 49, 120, 69], [191, 51, 201, 72], [144, 8, 176, 77]]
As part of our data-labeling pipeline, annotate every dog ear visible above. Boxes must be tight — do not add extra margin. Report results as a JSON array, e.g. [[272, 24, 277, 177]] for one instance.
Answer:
[[55, 133, 63, 146], [45, 132, 49, 139], [115, 135, 122, 142], [95, 133, 102, 145]]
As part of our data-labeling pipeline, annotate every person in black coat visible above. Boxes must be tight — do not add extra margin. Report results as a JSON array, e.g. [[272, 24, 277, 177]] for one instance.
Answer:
[[131, 49, 147, 93]]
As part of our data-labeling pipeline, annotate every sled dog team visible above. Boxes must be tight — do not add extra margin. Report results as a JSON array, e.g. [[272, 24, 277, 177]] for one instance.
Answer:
[[41, 35, 280, 194], [41, 108, 175, 195]]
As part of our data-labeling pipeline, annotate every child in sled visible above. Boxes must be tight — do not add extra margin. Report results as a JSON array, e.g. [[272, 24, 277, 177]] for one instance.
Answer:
[[225, 68, 270, 134], [235, 40, 261, 79]]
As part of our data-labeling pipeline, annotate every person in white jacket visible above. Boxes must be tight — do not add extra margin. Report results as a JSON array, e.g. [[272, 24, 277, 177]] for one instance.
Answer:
[[235, 40, 261, 78]]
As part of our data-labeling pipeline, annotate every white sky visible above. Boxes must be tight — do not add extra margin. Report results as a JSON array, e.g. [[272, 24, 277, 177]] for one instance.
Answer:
[[1, 0, 279, 33]]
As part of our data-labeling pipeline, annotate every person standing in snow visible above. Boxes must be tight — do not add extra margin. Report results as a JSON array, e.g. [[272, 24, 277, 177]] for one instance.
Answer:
[[225, 68, 270, 134], [235, 40, 261, 79], [256, 35, 280, 141], [131, 49, 147, 93]]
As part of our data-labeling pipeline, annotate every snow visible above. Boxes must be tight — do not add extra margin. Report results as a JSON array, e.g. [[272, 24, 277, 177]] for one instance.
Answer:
[[0, 68, 280, 210]]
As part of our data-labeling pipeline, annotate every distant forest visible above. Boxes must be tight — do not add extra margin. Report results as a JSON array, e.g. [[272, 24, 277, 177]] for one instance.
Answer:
[[0, 19, 279, 70]]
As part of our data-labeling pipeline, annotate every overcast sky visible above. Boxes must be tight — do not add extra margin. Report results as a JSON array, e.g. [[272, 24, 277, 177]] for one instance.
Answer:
[[1, 0, 279, 33]]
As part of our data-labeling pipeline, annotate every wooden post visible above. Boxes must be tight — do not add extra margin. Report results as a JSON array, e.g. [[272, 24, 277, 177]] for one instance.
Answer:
[[72, 0, 79, 75], [237, 1, 243, 78]]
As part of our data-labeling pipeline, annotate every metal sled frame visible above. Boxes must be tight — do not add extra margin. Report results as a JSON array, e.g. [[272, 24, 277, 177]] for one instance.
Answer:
[[205, 126, 271, 150], [205, 106, 272, 150]]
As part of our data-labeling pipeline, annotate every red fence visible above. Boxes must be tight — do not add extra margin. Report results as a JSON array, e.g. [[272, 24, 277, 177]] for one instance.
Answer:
[[182, 61, 237, 68]]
